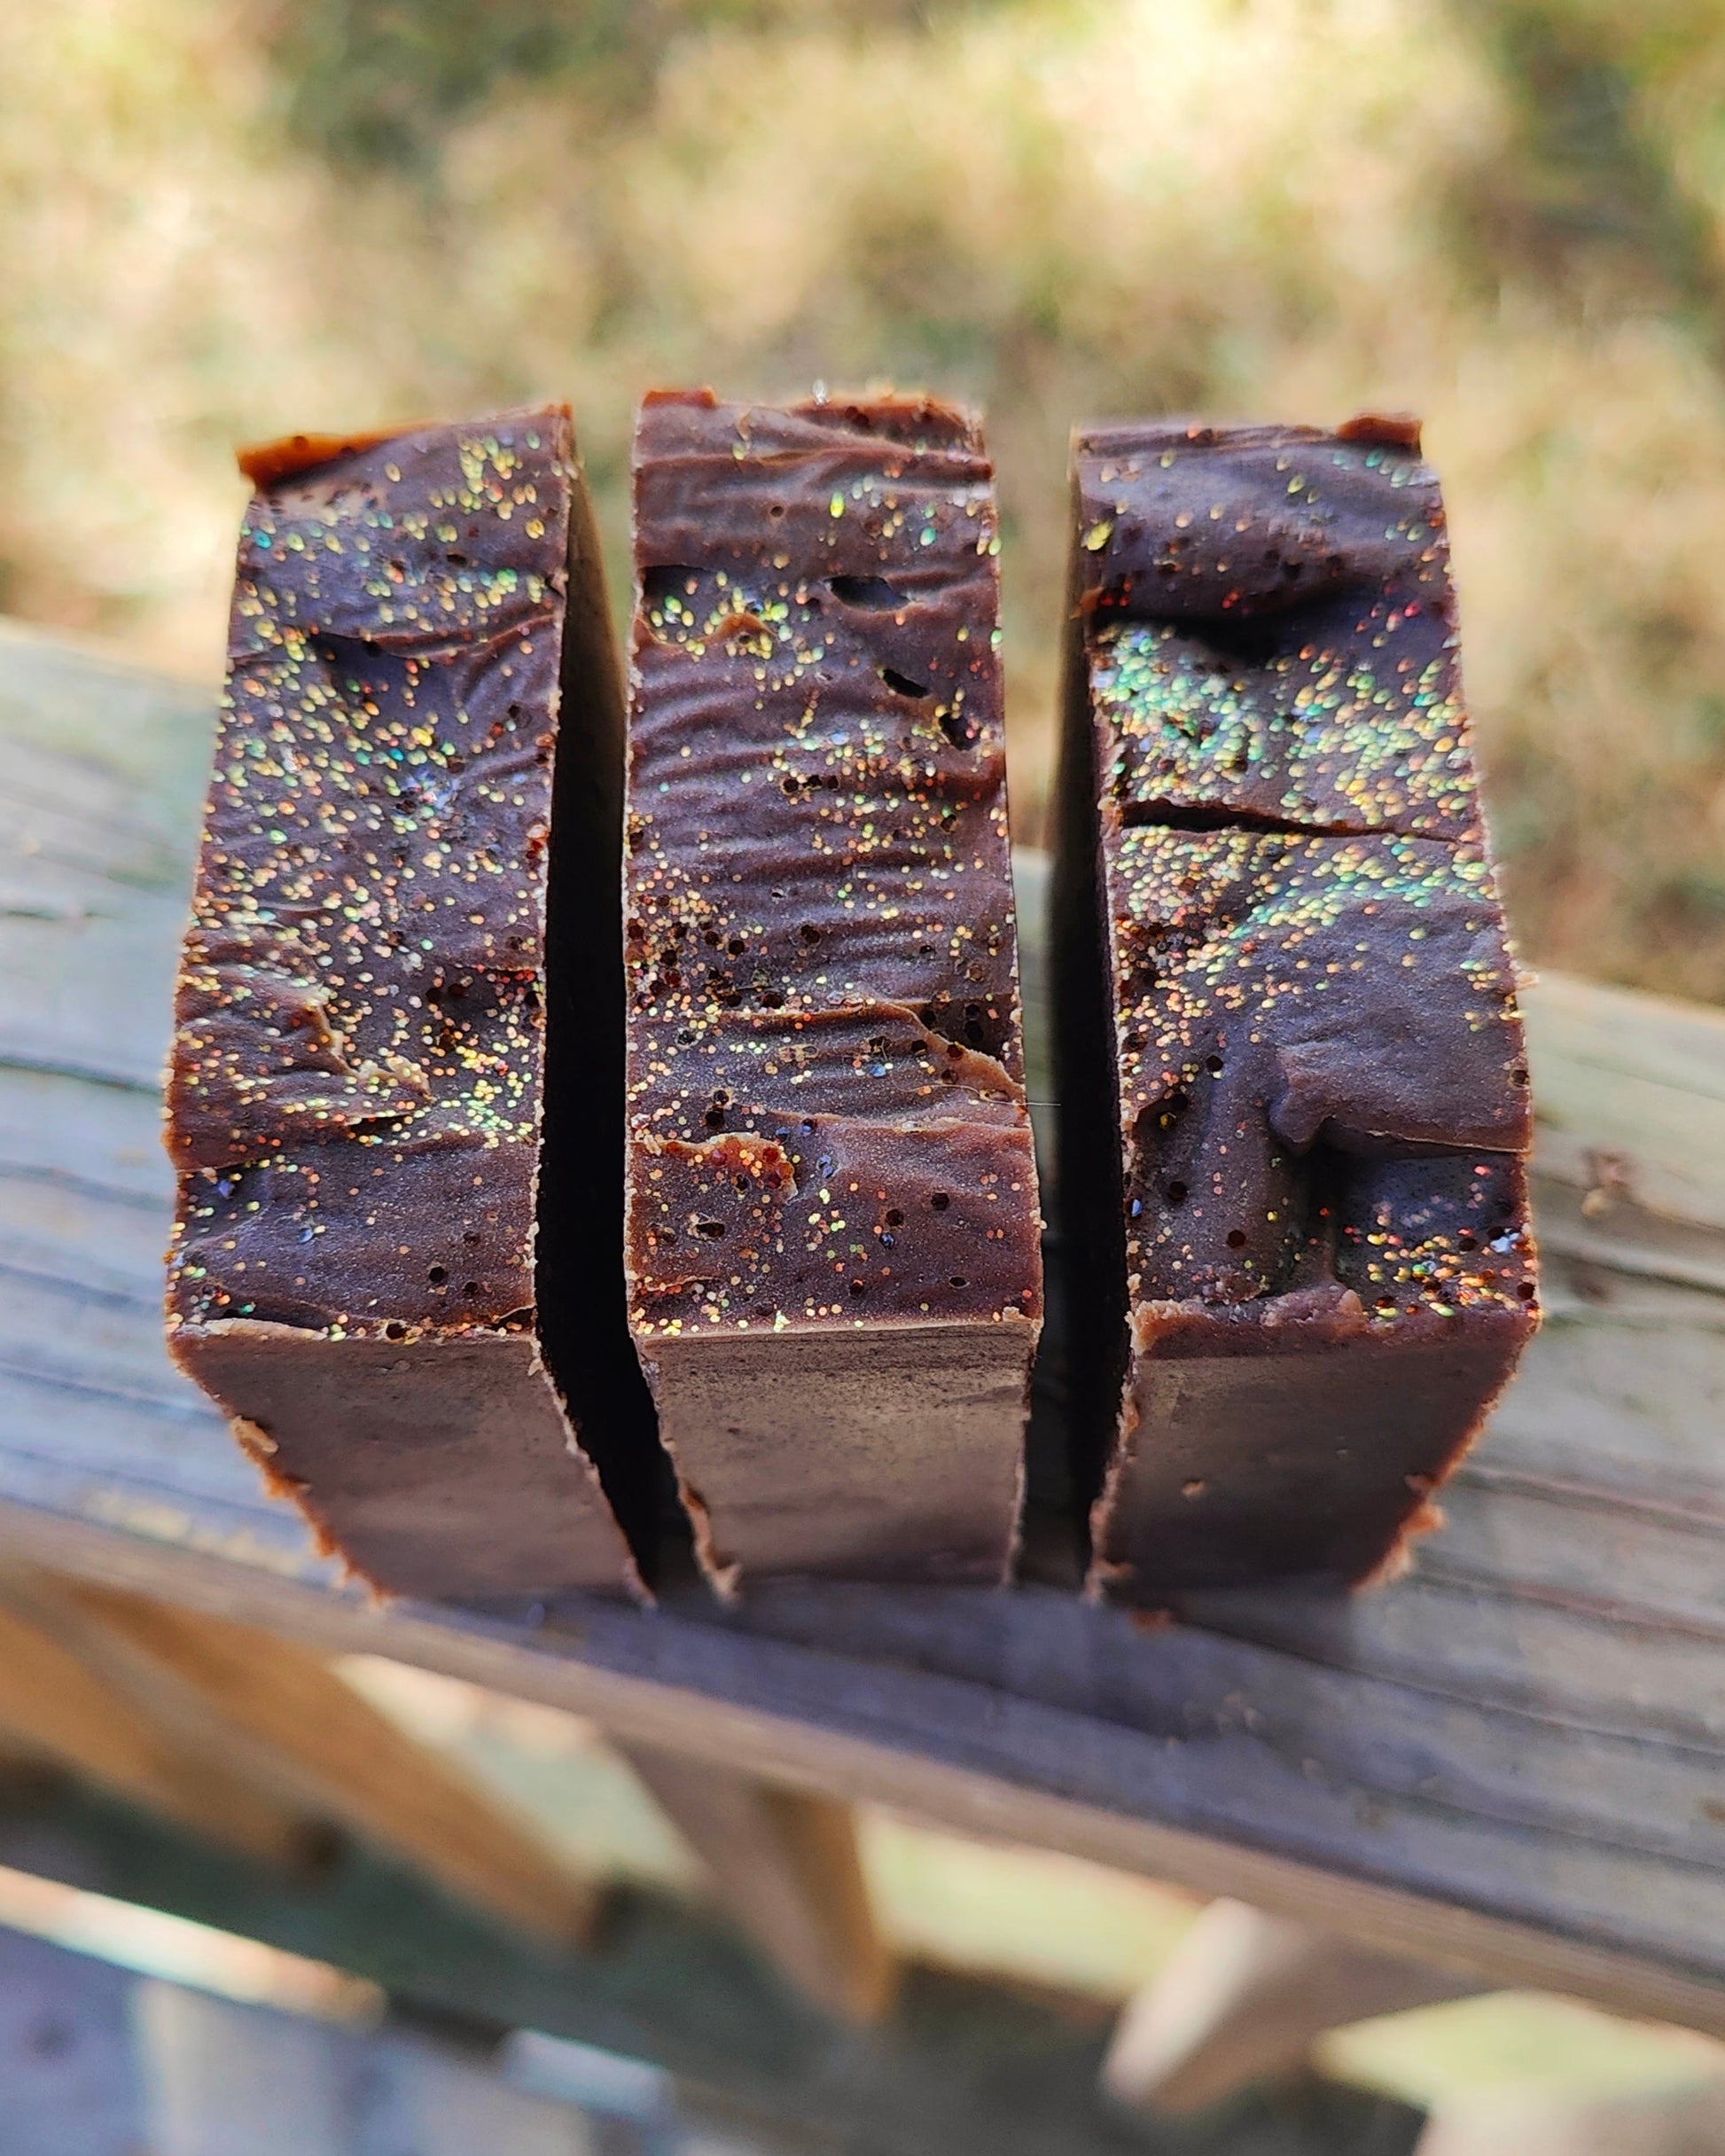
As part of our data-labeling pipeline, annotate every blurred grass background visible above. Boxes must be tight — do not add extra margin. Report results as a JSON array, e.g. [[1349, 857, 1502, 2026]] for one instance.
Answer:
[[3, 4, 1724, 2125], [4, 0, 1725, 999]]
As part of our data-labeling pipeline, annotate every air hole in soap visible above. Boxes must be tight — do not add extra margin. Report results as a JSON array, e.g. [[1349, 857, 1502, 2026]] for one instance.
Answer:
[[930, 1191, 950, 1211], [644, 564, 703, 605], [768, 504, 784, 519], [1457, 1230, 1477, 1251], [830, 575, 905, 609], [1226, 1229, 1247, 1248], [1511, 1067, 1529, 1086], [948, 1276, 967, 1288], [427, 1265, 447, 1284], [462, 1280, 479, 1295], [800, 924, 823, 943], [1167, 1180, 1188, 1205], [386, 1323, 406, 1340], [939, 707, 974, 752], [850, 1280, 867, 1296], [1205, 1054, 1224, 1074], [879, 667, 929, 699], [704, 1108, 725, 1130], [1518, 1280, 1537, 1300], [781, 777, 800, 796], [727, 937, 745, 956], [696, 1221, 726, 1239], [885, 1208, 904, 1226]]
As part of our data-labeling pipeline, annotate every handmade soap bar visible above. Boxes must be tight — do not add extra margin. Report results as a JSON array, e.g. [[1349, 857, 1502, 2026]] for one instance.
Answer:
[[624, 390, 1042, 1588], [166, 407, 642, 1601], [1054, 417, 1539, 1597]]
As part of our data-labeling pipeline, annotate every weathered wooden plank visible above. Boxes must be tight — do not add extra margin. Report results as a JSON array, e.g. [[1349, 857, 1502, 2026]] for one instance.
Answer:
[[1, 1569, 597, 1946], [1103, 1902, 1485, 2116], [0, 1781, 1427, 2156], [1, 620, 1723, 2032], [0, 1593, 316, 1865], [620, 1745, 893, 2023], [1523, 972, 1725, 1235]]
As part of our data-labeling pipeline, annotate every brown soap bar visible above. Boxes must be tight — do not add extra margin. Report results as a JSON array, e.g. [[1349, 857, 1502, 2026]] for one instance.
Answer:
[[1055, 418, 1539, 1598], [624, 390, 1042, 1588], [166, 406, 641, 1601]]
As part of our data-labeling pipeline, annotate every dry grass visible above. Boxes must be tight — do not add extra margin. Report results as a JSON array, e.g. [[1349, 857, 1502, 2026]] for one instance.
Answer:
[[4, 0, 1724, 995]]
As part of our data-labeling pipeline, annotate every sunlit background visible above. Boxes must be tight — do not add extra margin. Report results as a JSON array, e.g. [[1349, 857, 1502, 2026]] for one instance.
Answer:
[[5, 0, 1725, 1003], [4, 1, 1725, 2134]]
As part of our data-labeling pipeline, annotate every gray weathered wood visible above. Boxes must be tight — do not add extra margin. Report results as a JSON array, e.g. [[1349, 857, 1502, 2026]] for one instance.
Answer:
[[1, 619, 1723, 2034], [1104, 1902, 1486, 2116], [0, 1566, 598, 1943], [0, 1777, 1425, 2155], [619, 1744, 894, 2023]]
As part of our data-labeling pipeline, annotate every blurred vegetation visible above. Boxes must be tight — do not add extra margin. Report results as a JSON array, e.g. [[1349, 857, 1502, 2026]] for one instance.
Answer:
[[4, 0, 1725, 996]]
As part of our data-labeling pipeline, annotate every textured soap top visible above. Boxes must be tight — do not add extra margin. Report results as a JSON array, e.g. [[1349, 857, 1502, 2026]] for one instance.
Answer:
[[168, 408, 574, 1340], [1116, 826, 1534, 1326], [625, 390, 1042, 1340], [1076, 419, 1479, 840], [1072, 417, 1536, 1333]]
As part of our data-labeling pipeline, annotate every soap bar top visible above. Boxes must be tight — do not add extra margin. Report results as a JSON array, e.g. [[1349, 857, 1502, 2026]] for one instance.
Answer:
[[1073, 418, 1535, 1334], [168, 408, 574, 1339], [626, 390, 1042, 1340], [1074, 419, 1478, 841], [1115, 825, 1535, 1324]]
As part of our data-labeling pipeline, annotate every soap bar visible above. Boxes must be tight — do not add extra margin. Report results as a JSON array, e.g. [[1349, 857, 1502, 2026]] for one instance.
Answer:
[[624, 390, 1042, 1588], [1055, 417, 1539, 1597], [166, 406, 641, 1601]]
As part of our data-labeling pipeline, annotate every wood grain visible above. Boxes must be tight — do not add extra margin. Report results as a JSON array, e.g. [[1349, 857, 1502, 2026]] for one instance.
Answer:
[[12, 1570, 597, 1945], [1104, 1900, 1485, 2115], [620, 1744, 894, 2023], [0, 1594, 314, 1865], [0, 618, 1722, 2032]]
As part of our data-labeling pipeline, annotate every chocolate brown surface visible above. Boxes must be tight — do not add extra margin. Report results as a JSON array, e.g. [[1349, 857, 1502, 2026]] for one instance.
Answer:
[[625, 390, 1042, 1589], [1054, 418, 1539, 1599], [166, 406, 638, 1600]]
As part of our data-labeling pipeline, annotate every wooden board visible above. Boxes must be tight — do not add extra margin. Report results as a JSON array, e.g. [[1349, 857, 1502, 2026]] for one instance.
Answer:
[[3, 617, 1724, 2033], [0, 1781, 1425, 2156]]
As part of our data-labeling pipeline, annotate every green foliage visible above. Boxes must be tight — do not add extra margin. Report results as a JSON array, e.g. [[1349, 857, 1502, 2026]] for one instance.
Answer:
[[268, 0, 651, 170], [6, 0, 1725, 1000], [1448, 0, 1725, 346], [269, 0, 1034, 172]]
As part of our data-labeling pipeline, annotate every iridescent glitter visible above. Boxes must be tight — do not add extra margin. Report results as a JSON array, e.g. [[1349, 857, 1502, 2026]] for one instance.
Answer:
[[1063, 417, 1540, 1597], [624, 394, 1042, 1341], [167, 412, 574, 1342]]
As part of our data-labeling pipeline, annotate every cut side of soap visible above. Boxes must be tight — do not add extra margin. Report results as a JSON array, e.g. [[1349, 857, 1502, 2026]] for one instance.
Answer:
[[1054, 418, 1539, 1600], [165, 407, 642, 1602], [624, 390, 1043, 1590]]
